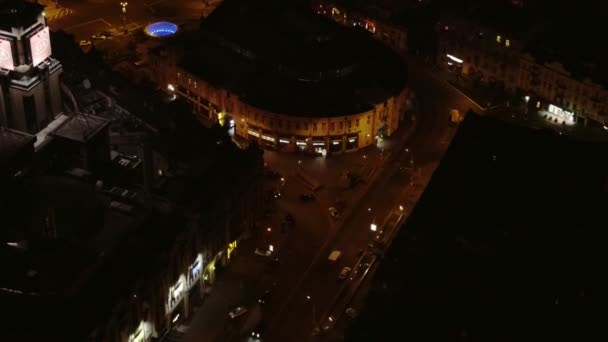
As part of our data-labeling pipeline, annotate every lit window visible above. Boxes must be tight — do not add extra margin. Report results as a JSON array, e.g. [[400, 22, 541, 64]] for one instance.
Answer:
[[194, 82, 197, 88], [505, 39, 510, 47], [496, 35, 501, 43]]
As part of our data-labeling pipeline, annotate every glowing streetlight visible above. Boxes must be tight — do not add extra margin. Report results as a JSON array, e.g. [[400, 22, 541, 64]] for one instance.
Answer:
[[370, 223, 377, 232], [120, 2, 128, 13], [524, 95, 530, 103], [399, 205, 404, 211]]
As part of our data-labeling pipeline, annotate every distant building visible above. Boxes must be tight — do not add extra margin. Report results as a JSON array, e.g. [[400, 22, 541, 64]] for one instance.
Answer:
[[0, 2, 264, 340], [0, 0, 63, 134], [149, 0, 408, 155], [311, 0, 410, 53], [436, 1, 608, 125]]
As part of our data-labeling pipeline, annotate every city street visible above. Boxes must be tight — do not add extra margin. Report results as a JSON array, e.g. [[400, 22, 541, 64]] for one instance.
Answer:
[[42, 0, 215, 40], [260, 58, 478, 342]]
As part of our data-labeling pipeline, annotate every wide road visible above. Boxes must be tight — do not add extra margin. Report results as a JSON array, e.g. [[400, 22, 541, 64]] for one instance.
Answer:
[[260, 60, 477, 342], [43, 0, 216, 40]]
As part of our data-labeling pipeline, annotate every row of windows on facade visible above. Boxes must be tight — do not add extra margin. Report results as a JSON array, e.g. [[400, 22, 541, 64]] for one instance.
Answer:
[[247, 116, 371, 132], [442, 24, 512, 48], [522, 73, 604, 111], [176, 73, 380, 132]]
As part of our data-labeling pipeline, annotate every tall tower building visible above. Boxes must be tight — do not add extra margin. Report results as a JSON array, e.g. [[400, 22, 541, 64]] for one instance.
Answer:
[[0, 0, 63, 134]]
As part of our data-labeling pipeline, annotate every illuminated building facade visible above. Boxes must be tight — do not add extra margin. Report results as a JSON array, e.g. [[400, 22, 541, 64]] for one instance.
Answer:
[[436, 4, 608, 125], [312, 0, 408, 53], [0, 0, 63, 134], [150, 0, 408, 155]]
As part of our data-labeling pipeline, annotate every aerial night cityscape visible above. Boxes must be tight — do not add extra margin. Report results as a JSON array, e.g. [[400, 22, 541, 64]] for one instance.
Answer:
[[0, 0, 606, 341]]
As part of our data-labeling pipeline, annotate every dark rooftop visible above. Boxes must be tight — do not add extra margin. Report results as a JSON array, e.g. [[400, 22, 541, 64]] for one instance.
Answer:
[[175, 0, 407, 117], [0, 0, 44, 31], [348, 113, 607, 341], [0, 127, 35, 167], [50, 114, 110, 143]]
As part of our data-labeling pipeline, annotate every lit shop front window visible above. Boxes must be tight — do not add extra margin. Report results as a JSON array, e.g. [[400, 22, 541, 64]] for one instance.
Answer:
[[187, 254, 202, 289], [128, 321, 153, 342], [166, 275, 186, 315], [227, 240, 237, 260], [547, 104, 575, 125]]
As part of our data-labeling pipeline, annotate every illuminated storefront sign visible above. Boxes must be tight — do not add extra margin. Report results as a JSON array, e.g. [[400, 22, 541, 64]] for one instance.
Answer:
[[165, 275, 185, 315], [548, 104, 575, 124], [312, 141, 325, 146], [187, 254, 202, 289], [128, 321, 153, 342], [348, 138, 357, 143], [332, 141, 340, 145], [227, 240, 237, 260], [0, 39, 15, 71], [29, 27, 52, 67], [296, 141, 307, 146], [279, 139, 290, 144], [248, 129, 260, 137]]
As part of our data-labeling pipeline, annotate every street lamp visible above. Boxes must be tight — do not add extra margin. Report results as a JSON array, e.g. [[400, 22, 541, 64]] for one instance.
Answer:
[[370, 222, 377, 232], [306, 295, 319, 334], [120, 2, 128, 34], [524, 95, 530, 116]]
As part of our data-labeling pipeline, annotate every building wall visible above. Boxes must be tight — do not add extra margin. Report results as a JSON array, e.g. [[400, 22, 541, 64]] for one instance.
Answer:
[[89, 150, 263, 342], [150, 52, 407, 154], [436, 15, 608, 124], [312, 1, 408, 54]]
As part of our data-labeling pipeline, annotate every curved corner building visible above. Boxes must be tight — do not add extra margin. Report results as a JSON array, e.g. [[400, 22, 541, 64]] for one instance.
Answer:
[[150, 0, 408, 154]]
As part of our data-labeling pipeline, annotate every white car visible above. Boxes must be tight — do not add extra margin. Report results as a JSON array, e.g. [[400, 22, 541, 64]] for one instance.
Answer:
[[254, 248, 272, 257], [228, 306, 247, 319], [329, 207, 340, 218], [338, 267, 351, 280]]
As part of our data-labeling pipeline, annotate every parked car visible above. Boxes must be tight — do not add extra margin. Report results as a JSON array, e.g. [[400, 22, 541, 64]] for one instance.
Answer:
[[300, 192, 314, 201], [329, 207, 340, 218], [338, 267, 352, 280], [254, 248, 272, 257], [228, 306, 247, 319], [258, 290, 271, 305]]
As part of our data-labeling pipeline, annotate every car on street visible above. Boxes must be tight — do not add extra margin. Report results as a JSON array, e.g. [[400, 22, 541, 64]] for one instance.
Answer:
[[254, 248, 273, 257], [228, 306, 247, 319], [79, 40, 92, 47], [329, 207, 340, 218], [338, 267, 351, 280], [251, 321, 266, 340], [272, 190, 282, 199], [299, 192, 314, 201], [258, 290, 271, 305]]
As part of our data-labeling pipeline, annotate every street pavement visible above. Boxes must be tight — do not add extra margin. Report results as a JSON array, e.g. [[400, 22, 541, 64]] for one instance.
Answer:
[[261, 55, 478, 342], [41, 0, 212, 41]]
